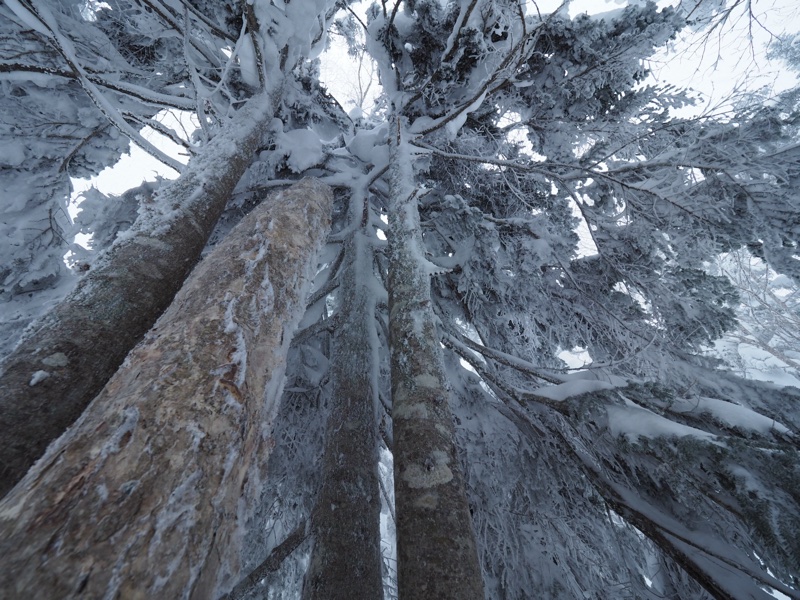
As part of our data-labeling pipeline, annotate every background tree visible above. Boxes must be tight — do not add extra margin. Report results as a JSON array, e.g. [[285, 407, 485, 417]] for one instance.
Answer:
[[711, 248, 800, 383], [403, 3, 799, 597]]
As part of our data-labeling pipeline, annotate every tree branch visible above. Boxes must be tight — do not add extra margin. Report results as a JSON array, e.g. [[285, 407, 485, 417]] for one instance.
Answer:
[[292, 314, 339, 347], [306, 277, 340, 310], [0, 62, 198, 110], [443, 330, 565, 385], [16, 0, 186, 172], [220, 520, 309, 600]]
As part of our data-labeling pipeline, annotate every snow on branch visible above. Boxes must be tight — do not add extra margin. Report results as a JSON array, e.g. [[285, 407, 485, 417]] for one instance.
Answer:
[[443, 330, 565, 385], [10, 0, 186, 173], [0, 63, 198, 111], [523, 402, 800, 600]]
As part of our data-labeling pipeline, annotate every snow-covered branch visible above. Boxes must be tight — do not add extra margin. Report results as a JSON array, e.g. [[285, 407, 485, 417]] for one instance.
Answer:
[[443, 330, 565, 385]]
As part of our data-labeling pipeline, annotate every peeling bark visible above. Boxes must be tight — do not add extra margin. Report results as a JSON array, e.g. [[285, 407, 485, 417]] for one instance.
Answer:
[[303, 233, 384, 600], [0, 179, 332, 599], [0, 92, 277, 498], [387, 125, 484, 599]]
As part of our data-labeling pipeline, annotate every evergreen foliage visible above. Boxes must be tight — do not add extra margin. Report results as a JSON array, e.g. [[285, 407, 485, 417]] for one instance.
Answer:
[[1, 0, 799, 598]]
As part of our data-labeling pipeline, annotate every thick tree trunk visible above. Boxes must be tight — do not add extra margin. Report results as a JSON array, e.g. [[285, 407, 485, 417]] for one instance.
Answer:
[[387, 124, 484, 599], [0, 92, 277, 498], [0, 179, 332, 599], [303, 233, 384, 600]]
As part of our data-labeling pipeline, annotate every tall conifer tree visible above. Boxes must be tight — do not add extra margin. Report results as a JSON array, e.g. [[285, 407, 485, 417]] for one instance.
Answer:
[[1, 1, 799, 598]]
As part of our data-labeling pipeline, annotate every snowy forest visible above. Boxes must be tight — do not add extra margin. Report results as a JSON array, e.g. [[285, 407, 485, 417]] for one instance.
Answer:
[[1, 0, 799, 597]]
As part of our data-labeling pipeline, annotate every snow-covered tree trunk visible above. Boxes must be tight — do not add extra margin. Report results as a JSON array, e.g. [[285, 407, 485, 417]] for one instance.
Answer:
[[303, 232, 384, 600], [0, 178, 332, 599], [0, 92, 277, 498], [387, 124, 484, 599]]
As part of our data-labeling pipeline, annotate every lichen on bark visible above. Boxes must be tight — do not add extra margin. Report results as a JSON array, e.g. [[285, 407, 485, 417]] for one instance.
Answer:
[[387, 122, 484, 599]]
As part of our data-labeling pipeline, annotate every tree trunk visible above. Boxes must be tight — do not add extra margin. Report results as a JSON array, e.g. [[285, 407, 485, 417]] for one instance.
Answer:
[[0, 178, 332, 599], [387, 123, 484, 599], [0, 92, 279, 498], [303, 232, 384, 600]]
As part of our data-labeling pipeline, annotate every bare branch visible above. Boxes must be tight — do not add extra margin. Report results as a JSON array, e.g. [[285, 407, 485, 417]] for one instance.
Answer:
[[220, 521, 309, 600]]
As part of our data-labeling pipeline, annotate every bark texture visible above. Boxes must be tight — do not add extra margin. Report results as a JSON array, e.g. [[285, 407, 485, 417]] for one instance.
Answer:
[[387, 127, 484, 599], [303, 233, 384, 600], [0, 179, 332, 599], [0, 92, 276, 498]]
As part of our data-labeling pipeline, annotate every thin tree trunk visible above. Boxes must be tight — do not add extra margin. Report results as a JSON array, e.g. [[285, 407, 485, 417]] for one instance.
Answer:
[[0, 92, 277, 498], [387, 122, 484, 599], [303, 232, 384, 599], [0, 179, 332, 599]]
